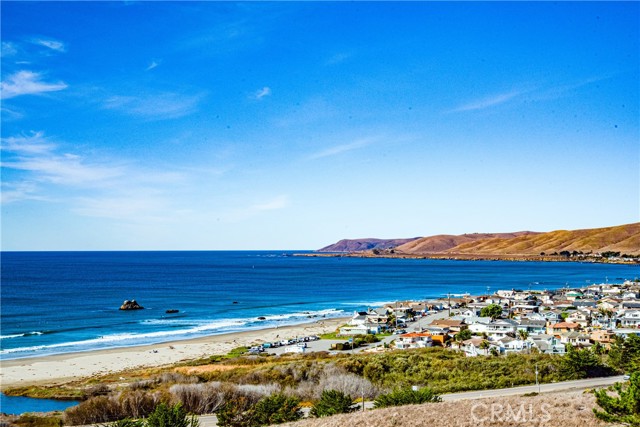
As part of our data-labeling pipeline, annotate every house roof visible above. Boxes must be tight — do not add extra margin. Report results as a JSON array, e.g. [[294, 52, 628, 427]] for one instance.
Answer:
[[552, 322, 580, 329], [400, 332, 432, 338]]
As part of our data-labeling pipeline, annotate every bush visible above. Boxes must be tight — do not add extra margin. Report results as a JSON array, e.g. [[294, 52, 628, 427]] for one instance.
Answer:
[[593, 372, 640, 426], [14, 414, 63, 427], [64, 395, 125, 425], [146, 403, 198, 427], [252, 393, 302, 425], [170, 383, 226, 415], [216, 395, 259, 427], [373, 387, 441, 408], [310, 390, 354, 417]]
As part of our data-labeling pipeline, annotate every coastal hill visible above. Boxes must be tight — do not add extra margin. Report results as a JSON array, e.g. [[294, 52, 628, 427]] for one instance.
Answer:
[[318, 223, 640, 258], [318, 237, 421, 253]]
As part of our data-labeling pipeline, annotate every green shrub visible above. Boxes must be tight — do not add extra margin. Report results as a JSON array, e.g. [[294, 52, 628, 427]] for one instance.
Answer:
[[310, 390, 354, 417], [146, 403, 198, 427], [373, 387, 441, 408], [216, 395, 258, 427], [252, 393, 302, 425], [14, 414, 63, 427], [593, 372, 640, 426]]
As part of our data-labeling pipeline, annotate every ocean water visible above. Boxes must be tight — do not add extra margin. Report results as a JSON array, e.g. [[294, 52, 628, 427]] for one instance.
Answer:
[[1, 251, 638, 360]]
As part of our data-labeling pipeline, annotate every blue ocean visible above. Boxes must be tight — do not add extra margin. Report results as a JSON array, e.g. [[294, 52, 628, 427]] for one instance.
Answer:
[[1, 251, 638, 360]]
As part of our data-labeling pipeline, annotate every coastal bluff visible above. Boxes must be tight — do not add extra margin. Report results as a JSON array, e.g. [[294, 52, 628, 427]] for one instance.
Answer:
[[119, 300, 144, 310]]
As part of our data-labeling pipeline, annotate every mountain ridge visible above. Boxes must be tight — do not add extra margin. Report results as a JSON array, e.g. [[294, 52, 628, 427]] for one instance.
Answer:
[[317, 223, 640, 258]]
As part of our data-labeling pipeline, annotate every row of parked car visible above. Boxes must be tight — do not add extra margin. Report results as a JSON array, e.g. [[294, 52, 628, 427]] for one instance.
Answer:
[[248, 335, 321, 354]]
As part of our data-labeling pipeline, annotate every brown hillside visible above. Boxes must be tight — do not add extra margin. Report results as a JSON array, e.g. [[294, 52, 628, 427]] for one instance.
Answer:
[[440, 223, 640, 256], [395, 232, 538, 253], [281, 392, 604, 427]]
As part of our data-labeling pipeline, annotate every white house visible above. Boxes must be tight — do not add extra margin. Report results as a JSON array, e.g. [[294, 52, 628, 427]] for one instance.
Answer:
[[530, 334, 566, 354], [620, 310, 640, 328], [497, 337, 534, 354], [395, 332, 433, 350]]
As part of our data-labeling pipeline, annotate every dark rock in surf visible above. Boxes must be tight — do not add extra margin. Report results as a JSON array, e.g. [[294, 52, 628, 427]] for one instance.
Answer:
[[120, 300, 144, 310], [165, 309, 179, 314]]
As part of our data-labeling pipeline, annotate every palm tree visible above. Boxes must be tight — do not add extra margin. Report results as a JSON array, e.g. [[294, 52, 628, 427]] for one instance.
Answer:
[[517, 329, 530, 341]]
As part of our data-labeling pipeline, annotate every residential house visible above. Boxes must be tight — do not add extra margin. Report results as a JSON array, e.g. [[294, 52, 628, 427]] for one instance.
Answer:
[[567, 311, 590, 328], [558, 331, 591, 348], [395, 332, 433, 350], [590, 330, 617, 350], [620, 310, 640, 328], [430, 319, 467, 333], [530, 334, 566, 354], [516, 319, 547, 336], [497, 337, 534, 354], [483, 319, 517, 341], [549, 322, 581, 334], [460, 338, 501, 357]]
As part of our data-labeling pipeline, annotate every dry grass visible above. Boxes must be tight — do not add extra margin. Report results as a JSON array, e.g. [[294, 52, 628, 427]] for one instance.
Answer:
[[280, 392, 607, 427]]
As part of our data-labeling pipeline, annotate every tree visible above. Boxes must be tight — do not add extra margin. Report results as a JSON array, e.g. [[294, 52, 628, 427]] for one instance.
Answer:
[[310, 390, 354, 417], [252, 394, 302, 425], [593, 372, 640, 426], [480, 304, 503, 320], [517, 330, 530, 341], [216, 396, 256, 427], [146, 403, 198, 427], [454, 329, 472, 342], [373, 387, 441, 408], [561, 345, 612, 379], [608, 334, 640, 372]]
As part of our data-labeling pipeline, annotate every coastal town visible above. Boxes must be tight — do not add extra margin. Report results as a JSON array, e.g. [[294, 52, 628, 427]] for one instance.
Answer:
[[336, 279, 640, 357], [253, 279, 640, 359]]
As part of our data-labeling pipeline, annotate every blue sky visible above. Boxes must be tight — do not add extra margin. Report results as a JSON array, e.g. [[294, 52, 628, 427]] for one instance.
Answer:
[[1, 2, 638, 250]]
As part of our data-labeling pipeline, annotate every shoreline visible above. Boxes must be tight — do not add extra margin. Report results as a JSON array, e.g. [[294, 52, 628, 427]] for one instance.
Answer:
[[0, 317, 348, 390]]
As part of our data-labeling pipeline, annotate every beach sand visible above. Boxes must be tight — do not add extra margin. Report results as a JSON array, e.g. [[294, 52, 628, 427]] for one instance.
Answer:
[[0, 318, 347, 389]]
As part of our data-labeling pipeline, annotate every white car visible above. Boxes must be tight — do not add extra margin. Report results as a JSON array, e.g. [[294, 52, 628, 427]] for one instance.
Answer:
[[623, 374, 631, 381]]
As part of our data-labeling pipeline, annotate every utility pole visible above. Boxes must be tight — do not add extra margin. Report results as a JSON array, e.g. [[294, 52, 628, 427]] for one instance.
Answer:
[[535, 363, 540, 393]]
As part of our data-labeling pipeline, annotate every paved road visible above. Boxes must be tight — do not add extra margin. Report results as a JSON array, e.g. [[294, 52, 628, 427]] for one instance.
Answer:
[[194, 376, 625, 426], [439, 375, 625, 401]]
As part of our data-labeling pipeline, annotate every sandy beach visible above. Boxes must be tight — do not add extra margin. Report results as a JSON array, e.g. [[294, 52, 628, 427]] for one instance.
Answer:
[[0, 318, 347, 390]]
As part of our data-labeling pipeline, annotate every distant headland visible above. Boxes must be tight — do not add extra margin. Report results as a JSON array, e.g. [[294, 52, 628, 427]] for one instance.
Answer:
[[314, 223, 640, 264]]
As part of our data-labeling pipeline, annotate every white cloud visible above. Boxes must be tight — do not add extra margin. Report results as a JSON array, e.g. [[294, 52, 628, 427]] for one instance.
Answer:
[[253, 86, 271, 100], [308, 137, 375, 160], [32, 38, 66, 53], [252, 194, 289, 211], [104, 92, 203, 119], [1, 70, 67, 99], [146, 61, 159, 71], [450, 90, 523, 112], [1, 131, 55, 154]]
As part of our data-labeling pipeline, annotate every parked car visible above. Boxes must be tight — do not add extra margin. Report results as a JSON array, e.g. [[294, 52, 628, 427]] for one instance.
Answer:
[[623, 374, 631, 380]]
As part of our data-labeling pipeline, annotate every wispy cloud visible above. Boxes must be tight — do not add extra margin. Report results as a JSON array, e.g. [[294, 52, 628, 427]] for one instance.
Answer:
[[251, 194, 289, 211], [326, 52, 351, 65], [252, 86, 271, 100], [146, 60, 159, 71], [103, 92, 203, 119], [1, 132, 190, 224], [1, 41, 18, 57], [308, 137, 375, 160], [450, 90, 523, 113], [1, 70, 68, 99], [32, 38, 66, 53]]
